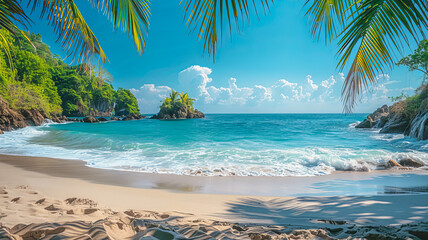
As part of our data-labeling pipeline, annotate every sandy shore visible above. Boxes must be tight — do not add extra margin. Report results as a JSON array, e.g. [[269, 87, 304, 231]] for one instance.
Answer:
[[1, 154, 428, 239]]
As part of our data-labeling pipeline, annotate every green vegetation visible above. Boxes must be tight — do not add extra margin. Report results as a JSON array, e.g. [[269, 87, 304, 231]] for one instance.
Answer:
[[2, 0, 428, 112], [160, 90, 195, 115], [391, 40, 428, 119], [115, 88, 140, 116], [0, 30, 140, 117]]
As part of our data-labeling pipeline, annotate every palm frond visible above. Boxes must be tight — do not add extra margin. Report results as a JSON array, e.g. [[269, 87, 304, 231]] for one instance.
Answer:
[[0, 0, 31, 67], [90, 0, 151, 54], [306, 0, 428, 112], [304, 0, 354, 43], [28, 0, 107, 64], [181, 0, 272, 59]]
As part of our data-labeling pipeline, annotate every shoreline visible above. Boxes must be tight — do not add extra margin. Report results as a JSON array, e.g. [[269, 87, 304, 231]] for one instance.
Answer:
[[1, 154, 428, 238], [1, 154, 428, 197]]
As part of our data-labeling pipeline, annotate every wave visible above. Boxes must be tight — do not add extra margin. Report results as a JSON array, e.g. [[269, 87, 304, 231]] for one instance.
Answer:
[[1, 124, 427, 177]]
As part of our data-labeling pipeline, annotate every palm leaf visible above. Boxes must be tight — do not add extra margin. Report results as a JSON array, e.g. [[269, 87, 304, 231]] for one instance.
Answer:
[[0, 0, 31, 67], [306, 0, 428, 112], [28, 0, 108, 64], [90, 0, 151, 54], [181, 0, 272, 59]]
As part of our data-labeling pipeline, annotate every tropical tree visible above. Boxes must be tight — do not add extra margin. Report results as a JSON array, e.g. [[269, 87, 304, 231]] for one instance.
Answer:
[[160, 90, 195, 113], [179, 92, 195, 110], [3, 0, 428, 112], [304, 0, 428, 111], [0, 0, 150, 64], [397, 40, 428, 83]]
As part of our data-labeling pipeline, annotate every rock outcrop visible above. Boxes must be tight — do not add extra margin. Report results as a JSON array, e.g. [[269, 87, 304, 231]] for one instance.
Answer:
[[0, 97, 28, 131], [355, 100, 428, 140], [121, 114, 145, 121], [356, 105, 390, 128], [82, 116, 99, 123], [0, 96, 69, 132], [399, 158, 424, 168], [408, 110, 428, 140], [151, 106, 205, 120]]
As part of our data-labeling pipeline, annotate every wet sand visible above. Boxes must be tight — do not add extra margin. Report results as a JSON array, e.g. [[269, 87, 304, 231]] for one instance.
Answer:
[[0, 154, 428, 239]]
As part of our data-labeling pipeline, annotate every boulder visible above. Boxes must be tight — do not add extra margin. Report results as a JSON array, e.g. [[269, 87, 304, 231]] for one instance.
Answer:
[[0, 129, 3, 134], [20, 109, 45, 126], [98, 117, 108, 122], [83, 116, 99, 123], [385, 159, 401, 168], [355, 119, 373, 128], [110, 117, 120, 121], [399, 158, 424, 168], [68, 118, 80, 122], [188, 109, 205, 119], [380, 113, 409, 133], [122, 114, 144, 121], [356, 105, 389, 128]]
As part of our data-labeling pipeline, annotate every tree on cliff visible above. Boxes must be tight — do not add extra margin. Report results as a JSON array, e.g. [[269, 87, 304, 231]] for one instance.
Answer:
[[398, 40, 428, 84]]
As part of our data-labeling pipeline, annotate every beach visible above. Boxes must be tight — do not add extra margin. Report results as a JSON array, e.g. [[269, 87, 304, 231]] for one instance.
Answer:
[[1, 154, 428, 239]]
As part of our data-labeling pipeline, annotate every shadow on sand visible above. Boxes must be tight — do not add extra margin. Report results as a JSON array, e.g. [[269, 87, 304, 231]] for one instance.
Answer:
[[221, 194, 428, 226]]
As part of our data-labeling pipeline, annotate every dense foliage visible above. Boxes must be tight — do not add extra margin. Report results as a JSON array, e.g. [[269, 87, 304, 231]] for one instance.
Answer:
[[395, 40, 428, 119], [0, 29, 140, 117], [160, 90, 195, 115]]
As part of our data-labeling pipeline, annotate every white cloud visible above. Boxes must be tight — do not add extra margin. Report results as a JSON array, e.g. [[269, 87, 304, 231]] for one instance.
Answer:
[[132, 66, 405, 113], [131, 84, 171, 113]]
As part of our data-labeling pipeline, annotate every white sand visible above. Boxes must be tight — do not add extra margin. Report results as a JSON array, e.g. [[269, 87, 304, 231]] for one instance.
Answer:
[[0, 154, 427, 239]]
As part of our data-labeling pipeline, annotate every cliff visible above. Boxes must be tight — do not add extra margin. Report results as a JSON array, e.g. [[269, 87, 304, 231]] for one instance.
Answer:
[[0, 96, 66, 133], [356, 84, 428, 140], [0, 30, 140, 120]]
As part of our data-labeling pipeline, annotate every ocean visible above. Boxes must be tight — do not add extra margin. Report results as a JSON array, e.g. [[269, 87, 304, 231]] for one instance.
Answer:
[[1, 114, 427, 176]]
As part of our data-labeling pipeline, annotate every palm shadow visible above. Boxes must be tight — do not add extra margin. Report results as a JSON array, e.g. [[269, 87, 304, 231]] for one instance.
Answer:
[[220, 194, 428, 226]]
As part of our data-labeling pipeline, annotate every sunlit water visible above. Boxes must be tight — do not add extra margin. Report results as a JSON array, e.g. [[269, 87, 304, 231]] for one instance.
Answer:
[[1, 114, 427, 176]]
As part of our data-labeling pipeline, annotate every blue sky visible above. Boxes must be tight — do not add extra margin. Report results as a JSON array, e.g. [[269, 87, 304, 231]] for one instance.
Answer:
[[26, 1, 424, 113]]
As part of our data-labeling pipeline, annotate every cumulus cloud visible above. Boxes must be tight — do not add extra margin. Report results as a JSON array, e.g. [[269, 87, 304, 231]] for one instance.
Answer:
[[133, 65, 402, 113], [131, 84, 171, 113]]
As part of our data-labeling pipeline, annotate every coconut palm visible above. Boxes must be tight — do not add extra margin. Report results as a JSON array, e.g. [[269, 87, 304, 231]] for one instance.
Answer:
[[179, 92, 195, 109], [304, 0, 428, 111], [3, 0, 426, 112], [169, 90, 179, 103], [0, 0, 150, 64]]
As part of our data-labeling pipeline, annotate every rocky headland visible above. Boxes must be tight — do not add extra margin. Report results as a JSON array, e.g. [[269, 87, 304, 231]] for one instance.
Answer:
[[356, 85, 428, 140], [0, 96, 146, 134]]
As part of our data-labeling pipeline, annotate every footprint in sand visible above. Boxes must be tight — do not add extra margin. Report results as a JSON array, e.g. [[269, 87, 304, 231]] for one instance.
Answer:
[[35, 198, 45, 205], [11, 197, 20, 203]]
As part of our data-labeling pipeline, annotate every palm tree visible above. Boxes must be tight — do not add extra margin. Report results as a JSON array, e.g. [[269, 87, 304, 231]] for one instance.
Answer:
[[179, 92, 195, 109], [3, 0, 427, 111], [304, 0, 428, 111], [0, 0, 150, 65], [169, 90, 179, 103]]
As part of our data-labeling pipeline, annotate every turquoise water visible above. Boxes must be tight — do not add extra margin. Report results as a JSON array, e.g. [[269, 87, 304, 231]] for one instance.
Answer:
[[1, 114, 427, 176]]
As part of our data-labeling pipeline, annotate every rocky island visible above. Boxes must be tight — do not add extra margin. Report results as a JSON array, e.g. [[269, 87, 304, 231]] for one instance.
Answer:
[[356, 84, 428, 140], [150, 90, 205, 120]]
